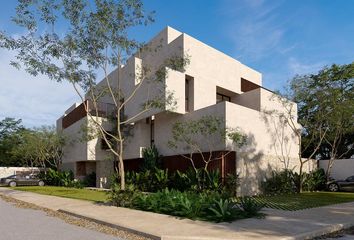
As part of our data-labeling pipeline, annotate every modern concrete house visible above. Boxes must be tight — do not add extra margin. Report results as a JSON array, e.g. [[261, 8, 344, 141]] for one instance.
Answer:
[[56, 27, 315, 195]]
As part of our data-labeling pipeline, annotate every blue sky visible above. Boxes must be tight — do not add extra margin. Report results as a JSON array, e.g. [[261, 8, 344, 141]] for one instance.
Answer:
[[0, 0, 353, 127]]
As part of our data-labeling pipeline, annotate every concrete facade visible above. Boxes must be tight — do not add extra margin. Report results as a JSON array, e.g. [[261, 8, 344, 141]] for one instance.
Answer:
[[56, 26, 308, 194]]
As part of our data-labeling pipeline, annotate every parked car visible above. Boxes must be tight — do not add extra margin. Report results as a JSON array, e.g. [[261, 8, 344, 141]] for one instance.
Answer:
[[327, 175, 354, 192], [0, 174, 45, 187]]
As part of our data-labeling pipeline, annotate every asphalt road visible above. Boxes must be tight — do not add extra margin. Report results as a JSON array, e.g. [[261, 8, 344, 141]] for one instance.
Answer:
[[0, 198, 122, 240]]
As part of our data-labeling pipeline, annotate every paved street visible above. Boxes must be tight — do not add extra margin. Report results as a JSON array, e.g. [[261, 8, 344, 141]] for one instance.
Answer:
[[0, 198, 122, 240]]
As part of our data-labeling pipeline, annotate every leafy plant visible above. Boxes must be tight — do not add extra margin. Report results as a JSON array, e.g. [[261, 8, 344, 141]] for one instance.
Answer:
[[238, 197, 265, 217], [302, 168, 327, 191], [261, 169, 298, 195], [82, 171, 96, 187], [152, 168, 169, 191], [208, 199, 240, 222], [224, 173, 240, 197], [262, 169, 327, 195], [141, 145, 162, 171], [109, 184, 141, 208], [40, 169, 83, 188]]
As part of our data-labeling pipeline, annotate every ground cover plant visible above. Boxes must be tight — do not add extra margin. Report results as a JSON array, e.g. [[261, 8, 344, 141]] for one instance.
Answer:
[[254, 192, 354, 211], [11, 186, 108, 202], [261, 168, 327, 195], [109, 187, 264, 222]]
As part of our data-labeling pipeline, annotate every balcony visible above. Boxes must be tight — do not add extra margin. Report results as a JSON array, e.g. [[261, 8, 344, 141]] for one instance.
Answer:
[[62, 100, 116, 129]]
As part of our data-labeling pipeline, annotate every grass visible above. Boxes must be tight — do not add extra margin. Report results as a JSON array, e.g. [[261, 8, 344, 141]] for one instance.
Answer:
[[9, 187, 354, 211], [253, 192, 354, 211], [10, 186, 109, 203]]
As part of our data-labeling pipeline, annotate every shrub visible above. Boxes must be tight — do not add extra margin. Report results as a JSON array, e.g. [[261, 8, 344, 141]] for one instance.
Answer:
[[132, 189, 215, 220], [261, 169, 298, 195], [109, 183, 141, 207], [238, 197, 265, 217], [109, 189, 262, 222], [261, 168, 327, 195], [168, 170, 193, 191], [125, 168, 169, 192], [303, 168, 327, 191], [41, 169, 83, 188], [207, 199, 241, 222], [223, 173, 240, 197], [82, 171, 96, 187], [141, 145, 162, 171]]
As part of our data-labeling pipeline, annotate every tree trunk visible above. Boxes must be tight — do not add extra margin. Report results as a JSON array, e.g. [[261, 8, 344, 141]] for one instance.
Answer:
[[299, 161, 304, 193]]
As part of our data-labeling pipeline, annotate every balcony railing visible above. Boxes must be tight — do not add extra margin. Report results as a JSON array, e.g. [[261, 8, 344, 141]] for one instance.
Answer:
[[62, 100, 116, 129]]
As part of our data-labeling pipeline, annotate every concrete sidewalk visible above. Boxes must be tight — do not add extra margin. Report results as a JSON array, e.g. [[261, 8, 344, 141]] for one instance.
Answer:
[[1, 188, 354, 240]]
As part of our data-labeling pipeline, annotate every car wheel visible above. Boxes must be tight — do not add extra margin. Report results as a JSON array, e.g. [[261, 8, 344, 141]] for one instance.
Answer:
[[9, 181, 17, 187], [328, 183, 339, 192], [38, 181, 45, 187]]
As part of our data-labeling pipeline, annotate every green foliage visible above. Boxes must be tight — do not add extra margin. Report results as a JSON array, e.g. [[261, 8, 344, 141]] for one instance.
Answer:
[[123, 168, 169, 192], [238, 197, 265, 217], [82, 171, 96, 187], [168, 115, 246, 191], [290, 63, 354, 160], [109, 184, 140, 208], [262, 169, 327, 195], [141, 145, 161, 171], [168, 169, 195, 191], [207, 199, 240, 222], [41, 169, 82, 188], [261, 169, 299, 195], [302, 168, 327, 192], [0, 118, 28, 167], [109, 188, 263, 222], [0, 0, 191, 192], [12, 126, 66, 169], [224, 173, 240, 197]]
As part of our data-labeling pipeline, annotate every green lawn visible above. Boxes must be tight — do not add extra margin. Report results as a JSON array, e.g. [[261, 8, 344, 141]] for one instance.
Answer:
[[9, 187, 354, 211], [10, 186, 109, 202], [254, 192, 354, 211]]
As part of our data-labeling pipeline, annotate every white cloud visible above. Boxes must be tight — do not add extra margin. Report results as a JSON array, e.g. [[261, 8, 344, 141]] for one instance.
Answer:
[[287, 57, 325, 76], [221, 0, 294, 62], [0, 49, 80, 127]]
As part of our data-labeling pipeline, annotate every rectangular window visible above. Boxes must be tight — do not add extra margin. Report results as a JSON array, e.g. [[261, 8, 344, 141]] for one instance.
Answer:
[[185, 78, 189, 112], [185, 75, 194, 112], [216, 93, 231, 103], [150, 118, 155, 146]]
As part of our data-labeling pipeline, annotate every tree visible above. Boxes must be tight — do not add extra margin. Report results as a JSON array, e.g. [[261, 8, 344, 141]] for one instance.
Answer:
[[291, 63, 354, 178], [0, 118, 27, 167], [168, 115, 247, 189], [261, 93, 325, 193], [0, 0, 188, 190], [266, 62, 354, 192], [13, 126, 66, 171]]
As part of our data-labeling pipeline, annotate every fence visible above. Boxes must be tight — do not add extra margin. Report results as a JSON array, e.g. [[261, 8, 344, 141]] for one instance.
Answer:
[[0, 167, 42, 179], [319, 159, 354, 179]]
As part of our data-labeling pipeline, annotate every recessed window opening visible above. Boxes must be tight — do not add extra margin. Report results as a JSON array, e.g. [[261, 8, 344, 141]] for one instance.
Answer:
[[185, 75, 194, 112], [150, 117, 155, 146], [216, 93, 231, 103]]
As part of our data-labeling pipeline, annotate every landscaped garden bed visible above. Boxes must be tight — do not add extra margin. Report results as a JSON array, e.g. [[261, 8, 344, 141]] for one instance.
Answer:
[[11, 186, 108, 202], [254, 192, 354, 211]]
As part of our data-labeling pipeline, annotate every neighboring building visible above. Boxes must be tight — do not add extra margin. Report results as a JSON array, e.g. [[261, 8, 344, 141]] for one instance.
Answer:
[[56, 27, 315, 195]]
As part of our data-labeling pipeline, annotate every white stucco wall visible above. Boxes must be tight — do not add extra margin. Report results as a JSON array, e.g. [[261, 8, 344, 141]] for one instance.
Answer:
[[0, 167, 41, 179], [57, 26, 302, 194]]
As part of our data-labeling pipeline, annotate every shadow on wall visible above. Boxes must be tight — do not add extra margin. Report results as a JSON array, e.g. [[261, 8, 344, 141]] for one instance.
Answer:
[[232, 133, 272, 196]]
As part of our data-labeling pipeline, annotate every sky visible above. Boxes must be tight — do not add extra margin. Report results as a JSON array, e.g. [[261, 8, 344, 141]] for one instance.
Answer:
[[0, 0, 353, 127]]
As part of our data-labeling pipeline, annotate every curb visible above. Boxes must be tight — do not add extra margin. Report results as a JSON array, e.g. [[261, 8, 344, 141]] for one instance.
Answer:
[[58, 209, 160, 240], [281, 222, 354, 240]]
